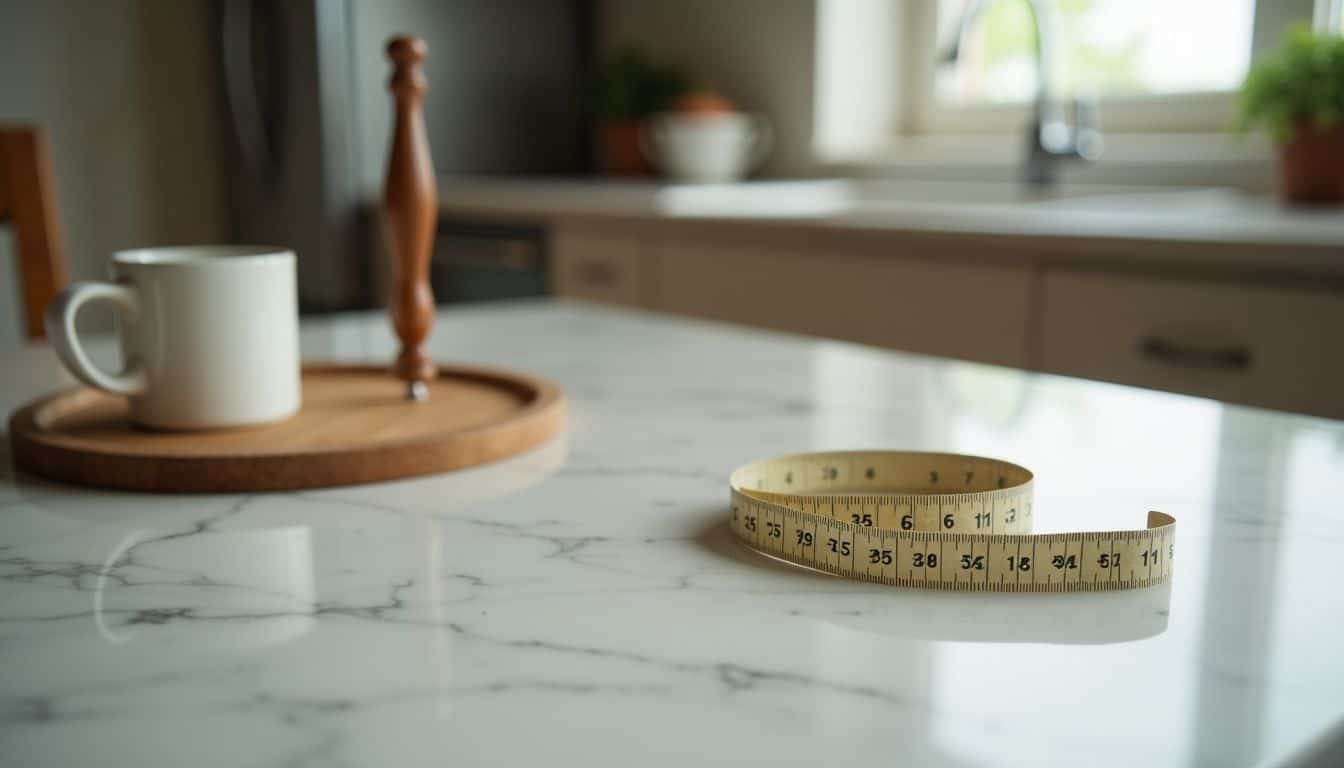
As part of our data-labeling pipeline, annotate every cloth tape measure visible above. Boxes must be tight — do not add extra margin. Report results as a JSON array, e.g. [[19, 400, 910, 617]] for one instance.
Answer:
[[729, 451, 1175, 592]]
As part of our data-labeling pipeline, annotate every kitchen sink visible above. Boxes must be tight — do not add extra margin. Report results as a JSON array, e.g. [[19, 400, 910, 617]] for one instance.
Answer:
[[654, 178, 1247, 219], [650, 177, 1344, 245]]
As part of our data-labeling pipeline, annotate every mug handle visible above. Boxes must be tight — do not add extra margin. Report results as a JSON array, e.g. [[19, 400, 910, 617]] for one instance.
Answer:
[[45, 282, 148, 395], [747, 115, 775, 172]]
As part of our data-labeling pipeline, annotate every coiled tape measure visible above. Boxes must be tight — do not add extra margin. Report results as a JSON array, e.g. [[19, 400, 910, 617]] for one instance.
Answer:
[[729, 451, 1174, 592]]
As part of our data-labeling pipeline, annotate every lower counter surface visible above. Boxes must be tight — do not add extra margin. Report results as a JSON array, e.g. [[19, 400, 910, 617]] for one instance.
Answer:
[[2, 300, 1341, 767]]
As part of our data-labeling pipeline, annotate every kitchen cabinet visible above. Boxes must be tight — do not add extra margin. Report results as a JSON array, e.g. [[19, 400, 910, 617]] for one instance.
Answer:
[[1038, 270, 1344, 419], [653, 237, 1032, 368], [541, 217, 1342, 420], [549, 225, 648, 308]]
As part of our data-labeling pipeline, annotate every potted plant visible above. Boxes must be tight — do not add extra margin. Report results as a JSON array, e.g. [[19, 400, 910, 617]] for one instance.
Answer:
[[594, 50, 687, 176], [1239, 27, 1344, 204]]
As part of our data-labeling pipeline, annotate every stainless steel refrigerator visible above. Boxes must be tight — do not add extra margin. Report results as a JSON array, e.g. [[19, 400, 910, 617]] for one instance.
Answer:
[[214, 0, 591, 311]]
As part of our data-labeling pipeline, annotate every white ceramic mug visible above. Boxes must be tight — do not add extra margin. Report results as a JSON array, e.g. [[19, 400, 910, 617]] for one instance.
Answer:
[[46, 245, 301, 430], [641, 113, 773, 183]]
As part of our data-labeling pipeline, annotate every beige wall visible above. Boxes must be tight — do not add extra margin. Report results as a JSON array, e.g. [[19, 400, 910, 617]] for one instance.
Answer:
[[599, 0, 1278, 189], [0, 0, 226, 345], [599, 0, 821, 177]]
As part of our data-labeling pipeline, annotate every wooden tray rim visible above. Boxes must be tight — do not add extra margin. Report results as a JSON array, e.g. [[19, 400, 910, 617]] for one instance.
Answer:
[[7, 363, 567, 492]]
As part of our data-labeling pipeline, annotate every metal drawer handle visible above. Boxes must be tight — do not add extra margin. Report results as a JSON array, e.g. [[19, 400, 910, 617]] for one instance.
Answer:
[[575, 261, 617, 286], [441, 242, 539, 272], [1139, 336, 1252, 371]]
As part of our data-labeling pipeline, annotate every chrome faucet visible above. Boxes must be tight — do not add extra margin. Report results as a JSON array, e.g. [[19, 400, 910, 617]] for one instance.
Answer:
[[943, 0, 1102, 186]]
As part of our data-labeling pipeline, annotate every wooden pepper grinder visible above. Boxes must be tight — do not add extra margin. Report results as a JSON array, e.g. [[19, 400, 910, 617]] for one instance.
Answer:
[[383, 36, 437, 401]]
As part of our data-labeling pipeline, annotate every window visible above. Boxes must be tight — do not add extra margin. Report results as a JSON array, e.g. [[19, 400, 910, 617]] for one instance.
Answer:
[[814, 0, 1337, 160], [933, 0, 1256, 106]]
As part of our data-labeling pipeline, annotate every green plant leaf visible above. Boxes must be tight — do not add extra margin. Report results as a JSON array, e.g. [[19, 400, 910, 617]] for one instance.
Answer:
[[1239, 26, 1344, 142], [593, 49, 690, 120]]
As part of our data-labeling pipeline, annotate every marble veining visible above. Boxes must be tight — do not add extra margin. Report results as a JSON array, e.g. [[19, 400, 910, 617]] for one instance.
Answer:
[[2, 300, 1343, 767]]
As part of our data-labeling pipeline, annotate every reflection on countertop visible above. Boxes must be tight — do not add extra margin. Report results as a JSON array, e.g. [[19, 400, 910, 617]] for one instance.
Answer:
[[2, 300, 1342, 767]]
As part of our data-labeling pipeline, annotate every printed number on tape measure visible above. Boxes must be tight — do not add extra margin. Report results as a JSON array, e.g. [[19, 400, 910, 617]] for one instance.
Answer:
[[729, 451, 1174, 593]]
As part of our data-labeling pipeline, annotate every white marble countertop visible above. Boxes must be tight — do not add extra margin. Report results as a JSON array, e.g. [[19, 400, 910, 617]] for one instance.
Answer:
[[438, 177, 1344, 254], [3, 300, 1344, 767]]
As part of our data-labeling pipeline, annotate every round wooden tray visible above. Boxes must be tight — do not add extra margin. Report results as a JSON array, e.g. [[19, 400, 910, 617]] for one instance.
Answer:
[[8, 365, 565, 493]]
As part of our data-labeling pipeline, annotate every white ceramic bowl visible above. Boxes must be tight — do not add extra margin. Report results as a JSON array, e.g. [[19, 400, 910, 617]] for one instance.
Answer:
[[641, 113, 773, 183]]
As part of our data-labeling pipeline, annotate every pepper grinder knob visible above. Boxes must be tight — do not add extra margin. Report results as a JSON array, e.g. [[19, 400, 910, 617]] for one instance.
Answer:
[[383, 36, 437, 400]]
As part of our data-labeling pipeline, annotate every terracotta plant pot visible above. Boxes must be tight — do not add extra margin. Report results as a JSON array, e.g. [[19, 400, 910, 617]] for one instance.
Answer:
[[599, 119, 654, 177], [1277, 122, 1344, 205]]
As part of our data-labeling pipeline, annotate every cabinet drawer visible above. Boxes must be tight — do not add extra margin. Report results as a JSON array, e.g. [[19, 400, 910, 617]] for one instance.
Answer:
[[550, 230, 646, 307], [1038, 271, 1344, 419], [654, 241, 1031, 368]]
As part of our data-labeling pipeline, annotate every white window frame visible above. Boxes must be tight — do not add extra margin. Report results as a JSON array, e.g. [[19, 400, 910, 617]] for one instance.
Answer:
[[906, 0, 1317, 136], [814, 0, 1338, 175]]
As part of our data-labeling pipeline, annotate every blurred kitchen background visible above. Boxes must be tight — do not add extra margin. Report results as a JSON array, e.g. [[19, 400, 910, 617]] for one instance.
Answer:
[[2, 0, 1343, 419]]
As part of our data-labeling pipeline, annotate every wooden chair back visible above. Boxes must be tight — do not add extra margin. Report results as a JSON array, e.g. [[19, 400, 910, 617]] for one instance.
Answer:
[[0, 125, 68, 340]]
